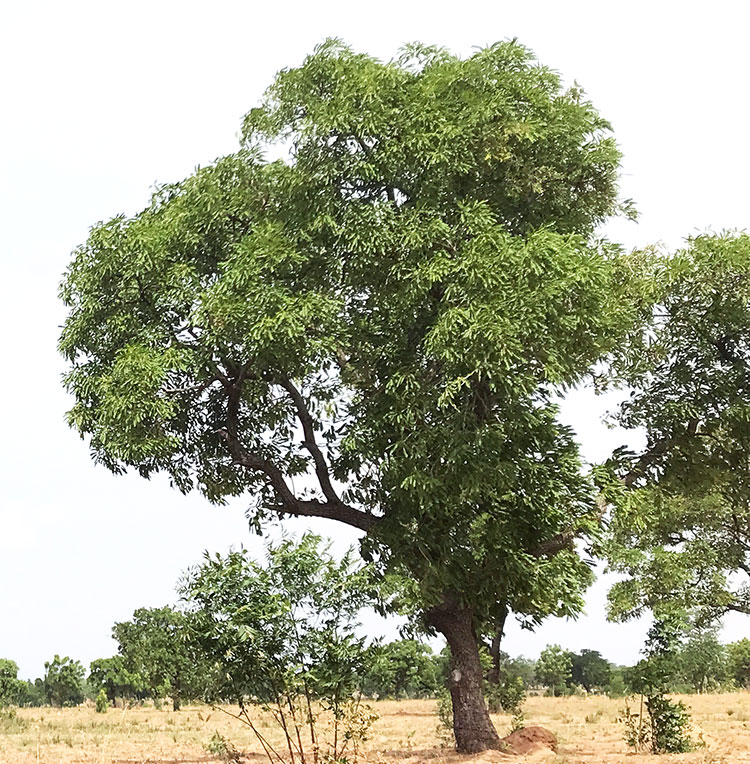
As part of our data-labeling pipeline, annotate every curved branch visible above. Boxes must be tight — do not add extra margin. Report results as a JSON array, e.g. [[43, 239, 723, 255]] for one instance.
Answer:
[[276, 374, 341, 506], [531, 531, 576, 558], [216, 427, 378, 533]]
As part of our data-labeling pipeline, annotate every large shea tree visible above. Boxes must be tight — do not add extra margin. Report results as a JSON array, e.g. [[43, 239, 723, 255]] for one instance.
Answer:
[[60, 40, 645, 751]]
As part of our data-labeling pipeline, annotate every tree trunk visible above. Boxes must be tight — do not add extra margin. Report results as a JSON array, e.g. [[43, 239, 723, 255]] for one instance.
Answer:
[[488, 603, 508, 685], [427, 599, 501, 753]]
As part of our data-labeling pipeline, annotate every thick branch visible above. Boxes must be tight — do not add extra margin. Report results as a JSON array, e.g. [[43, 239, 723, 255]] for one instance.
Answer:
[[531, 531, 576, 558], [218, 428, 377, 532], [620, 418, 700, 487], [532, 495, 606, 559], [276, 374, 341, 505]]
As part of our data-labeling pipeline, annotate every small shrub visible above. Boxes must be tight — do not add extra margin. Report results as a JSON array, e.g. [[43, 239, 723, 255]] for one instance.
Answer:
[[0, 708, 29, 734], [647, 694, 692, 754], [95, 689, 108, 714], [621, 694, 693, 754], [436, 691, 454, 748], [486, 676, 525, 715], [204, 731, 244, 762], [509, 708, 525, 733], [620, 697, 649, 753]]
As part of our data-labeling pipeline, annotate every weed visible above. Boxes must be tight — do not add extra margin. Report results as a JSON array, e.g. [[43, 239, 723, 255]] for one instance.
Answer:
[[205, 731, 244, 762], [0, 708, 29, 733]]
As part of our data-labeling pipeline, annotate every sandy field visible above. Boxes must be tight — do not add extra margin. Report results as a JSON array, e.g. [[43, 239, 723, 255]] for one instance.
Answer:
[[1, 692, 749, 764]]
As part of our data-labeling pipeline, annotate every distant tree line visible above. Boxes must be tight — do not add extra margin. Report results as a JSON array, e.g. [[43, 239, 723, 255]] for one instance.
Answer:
[[2, 539, 750, 714], [5, 628, 750, 709]]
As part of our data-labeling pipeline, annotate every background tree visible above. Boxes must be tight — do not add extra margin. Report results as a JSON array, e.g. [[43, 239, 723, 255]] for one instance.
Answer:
[[43, 655, 85, 707], [0, 659, 25, 707], [606, 234, 750, 626], [535, 645, 572, 696], [679, 628, 728, 694], [570, 649, 612, 693], [727, 639, 750, 690], [59, 39, 645, 752], [362, 640, 440, 699], [17, 679, 45, 707], [113, 607, 203, 710], [88, 656, 145, 706]]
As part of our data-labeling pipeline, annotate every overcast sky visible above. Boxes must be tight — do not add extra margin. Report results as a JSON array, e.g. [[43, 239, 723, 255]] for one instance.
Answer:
[[2, 0, 749, 680]]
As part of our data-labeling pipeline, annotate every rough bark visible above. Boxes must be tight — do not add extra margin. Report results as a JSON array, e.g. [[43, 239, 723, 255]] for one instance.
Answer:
[[427, 599, 501, 753]]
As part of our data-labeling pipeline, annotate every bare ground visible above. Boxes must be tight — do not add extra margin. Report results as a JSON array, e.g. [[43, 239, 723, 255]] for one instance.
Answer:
[[2, 693, 749, 763]]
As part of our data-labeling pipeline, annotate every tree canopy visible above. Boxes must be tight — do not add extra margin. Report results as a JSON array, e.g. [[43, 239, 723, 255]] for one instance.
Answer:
[[112, 606, 205, 710], [606, 233, 750, 624], [59, 39, 648, 751], [43, 655, 85, 707], [0, 659, 24, 708]]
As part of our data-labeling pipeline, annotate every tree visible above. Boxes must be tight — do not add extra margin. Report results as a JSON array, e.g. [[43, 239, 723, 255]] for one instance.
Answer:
[[727, 639, 750, 689], [570, 649, 611, 693], [113, 606, 203, 710], [59, 40, 643, 752], [535, 645, 572, 696], [17, 679, 45, 707], [43, 655, 85, 707], [0, 659, 24, 707], [88, 656, 145, 705], [606, 234, 750, 626], [505, 656, 537, 688], [679, 629, 727, 694], [182, 534, 377, 763], [362, 640, 440, 698]]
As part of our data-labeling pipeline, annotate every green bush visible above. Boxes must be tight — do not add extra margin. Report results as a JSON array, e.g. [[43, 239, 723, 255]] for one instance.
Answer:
[[95, 688, 108, 713], [647, 695, 692, 754], [486, 676, 525, 715]]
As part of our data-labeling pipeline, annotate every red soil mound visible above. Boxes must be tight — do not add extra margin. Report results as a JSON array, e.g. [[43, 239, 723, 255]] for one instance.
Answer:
[[500, 726, 558, 755]]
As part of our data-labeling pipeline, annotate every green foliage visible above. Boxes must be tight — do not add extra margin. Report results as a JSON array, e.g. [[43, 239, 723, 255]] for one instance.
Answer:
[[535, 645, 573, 696], [16, 679, 45, 707], [646, 694, 692, 754], [484, 650, 529, 714], [204, 731, 244, 762], [570, 649, 611, 693], [0, 659, 25, 707], [680, 629, 728, 693], [621, 618, 693, 755], [113, 606, 206, 710], [95, 688, 108, 713], [183, 534, 377, 764], [728, 639, 750, 689], [508, 707, 525, 734], [605, 669, 627, 698], [485, 675, 525, 716], [606, 233, 750, 624], [59, 38, 642, 651], [362, 640, 440, 699], [89, 656, 145, 703], [501, 655, 537, 688], [43, 655, 85, 707]]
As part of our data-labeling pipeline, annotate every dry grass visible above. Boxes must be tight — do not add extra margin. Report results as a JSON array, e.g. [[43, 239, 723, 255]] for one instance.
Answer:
[[2, 693, 750, 763]]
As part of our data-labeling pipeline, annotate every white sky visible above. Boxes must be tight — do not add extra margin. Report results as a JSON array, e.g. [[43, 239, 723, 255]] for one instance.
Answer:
[[2, 0, 750, 680]]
